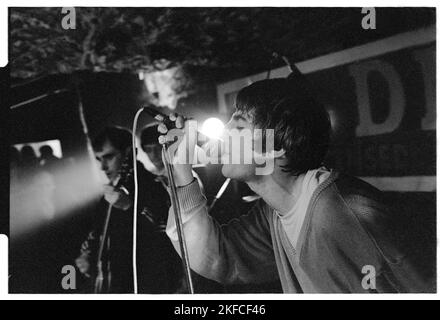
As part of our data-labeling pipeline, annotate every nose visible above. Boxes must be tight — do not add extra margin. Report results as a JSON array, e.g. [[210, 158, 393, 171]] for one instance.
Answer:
[[224, 118, 235, 131], [100, 160, 108, 172], [220, 119, 236, 144]]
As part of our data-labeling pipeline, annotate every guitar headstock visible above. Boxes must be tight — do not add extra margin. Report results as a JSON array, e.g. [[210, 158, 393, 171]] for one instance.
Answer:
[[115, 147, 135, 196]]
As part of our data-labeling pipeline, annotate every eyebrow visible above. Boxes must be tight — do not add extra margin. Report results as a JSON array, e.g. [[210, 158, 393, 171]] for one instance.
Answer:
[[96, 152, 117, 160], [232, 114, 247, 122]]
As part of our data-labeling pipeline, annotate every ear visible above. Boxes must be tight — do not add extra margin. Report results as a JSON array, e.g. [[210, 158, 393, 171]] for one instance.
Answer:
[[270, 148, 286, 159], [253, 149, 286, 161]]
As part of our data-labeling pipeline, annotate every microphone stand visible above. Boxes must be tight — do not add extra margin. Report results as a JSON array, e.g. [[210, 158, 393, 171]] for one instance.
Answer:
[[162, 144, 195, 294]]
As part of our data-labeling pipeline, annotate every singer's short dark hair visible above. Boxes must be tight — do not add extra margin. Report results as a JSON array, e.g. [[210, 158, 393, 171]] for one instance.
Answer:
[[92, 126, 132, 153], [235, 78, 331, 176]]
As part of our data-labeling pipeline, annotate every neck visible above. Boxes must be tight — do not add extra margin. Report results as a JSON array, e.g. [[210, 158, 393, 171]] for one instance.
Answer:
[[247, 169, 304, 214]]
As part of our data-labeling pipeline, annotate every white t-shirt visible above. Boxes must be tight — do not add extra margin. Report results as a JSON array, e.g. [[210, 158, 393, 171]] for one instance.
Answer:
[[276, 167, 331, 249]]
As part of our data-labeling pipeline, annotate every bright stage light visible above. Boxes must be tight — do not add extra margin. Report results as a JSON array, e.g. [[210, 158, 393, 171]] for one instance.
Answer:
[[201, 117, 225, 139]]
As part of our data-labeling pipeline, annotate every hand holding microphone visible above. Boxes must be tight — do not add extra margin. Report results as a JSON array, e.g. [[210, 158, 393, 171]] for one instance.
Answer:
[[145, 106, 224, 186], [145, 107, 196, 187], [143, 106, 216, 147]]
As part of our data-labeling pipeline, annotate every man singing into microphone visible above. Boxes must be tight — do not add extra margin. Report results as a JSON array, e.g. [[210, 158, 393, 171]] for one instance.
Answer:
[[158, 77, 432, 293]]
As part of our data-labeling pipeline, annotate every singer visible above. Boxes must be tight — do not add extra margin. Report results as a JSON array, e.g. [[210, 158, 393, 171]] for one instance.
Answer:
[[158, 77, 432, 293]]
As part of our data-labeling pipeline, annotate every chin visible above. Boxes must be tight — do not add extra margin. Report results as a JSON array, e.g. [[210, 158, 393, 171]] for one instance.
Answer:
[[221, 164, 255, 182], [221, 164, 233, 178]]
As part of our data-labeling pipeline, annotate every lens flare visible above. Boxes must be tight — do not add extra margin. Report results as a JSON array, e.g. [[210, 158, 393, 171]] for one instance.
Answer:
[[201, 117, 225, 140]]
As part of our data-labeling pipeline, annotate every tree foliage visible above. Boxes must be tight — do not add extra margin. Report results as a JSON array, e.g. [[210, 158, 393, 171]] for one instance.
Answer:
[[11, 7, 435, 79]]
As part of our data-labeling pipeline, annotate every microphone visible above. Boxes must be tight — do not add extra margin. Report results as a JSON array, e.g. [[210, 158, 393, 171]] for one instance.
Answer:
[[142, 106, 223, 152]]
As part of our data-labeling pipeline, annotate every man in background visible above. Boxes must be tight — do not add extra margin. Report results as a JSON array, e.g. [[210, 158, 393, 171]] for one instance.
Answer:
[[75, 126, 181, 293]]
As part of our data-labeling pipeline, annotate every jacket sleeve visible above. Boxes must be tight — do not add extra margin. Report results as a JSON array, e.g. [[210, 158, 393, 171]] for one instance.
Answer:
[[166, 179, 279, 285]]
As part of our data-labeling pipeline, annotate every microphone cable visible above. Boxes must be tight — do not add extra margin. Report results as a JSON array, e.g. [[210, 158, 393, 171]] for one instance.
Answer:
[[131, 107, 145, 294]]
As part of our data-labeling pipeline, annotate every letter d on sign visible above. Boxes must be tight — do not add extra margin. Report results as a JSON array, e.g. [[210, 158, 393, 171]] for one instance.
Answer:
[[349, 60, 405, 137]]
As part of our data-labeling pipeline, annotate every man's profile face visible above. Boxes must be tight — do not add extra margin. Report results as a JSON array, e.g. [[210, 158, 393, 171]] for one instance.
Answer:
[[221, 110, 259, 181], [94, 140, 123, 183]]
